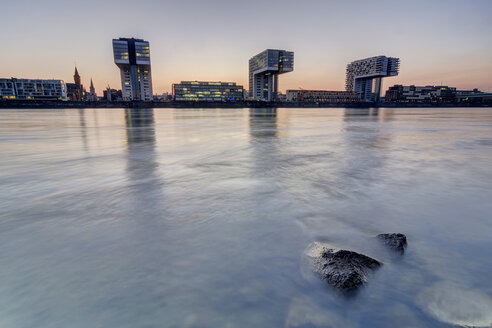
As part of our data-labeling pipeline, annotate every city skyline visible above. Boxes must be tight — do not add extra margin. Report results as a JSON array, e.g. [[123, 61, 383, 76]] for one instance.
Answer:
[[1, 0, 492, 95]]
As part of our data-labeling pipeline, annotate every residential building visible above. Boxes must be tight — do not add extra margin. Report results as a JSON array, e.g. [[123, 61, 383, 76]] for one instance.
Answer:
[[66, 83, 79, 101], [456, 88, 483, 96], [346, 56, 399, 101], [103, 87, 123, 101], [249, 49, 294, 101], [277, 93, 287, 102], [112, 37, 153, 101], [286, 90, 361, 102], [0, 79, 15, 99], [173, 81, 244, 101], [0, 78, 67, 100], [385, 85, 456, 102]]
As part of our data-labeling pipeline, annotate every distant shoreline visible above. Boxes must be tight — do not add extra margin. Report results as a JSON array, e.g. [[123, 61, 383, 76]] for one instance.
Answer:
[[0, 100, 491, 109]]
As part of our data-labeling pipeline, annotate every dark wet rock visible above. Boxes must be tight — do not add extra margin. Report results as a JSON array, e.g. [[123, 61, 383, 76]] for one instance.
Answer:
[[378, 233, 407, 253], [306, 243, 382, 292]]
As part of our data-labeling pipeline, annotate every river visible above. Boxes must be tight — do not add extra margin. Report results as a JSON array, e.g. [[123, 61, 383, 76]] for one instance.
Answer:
[[1, 107, 491, 327]]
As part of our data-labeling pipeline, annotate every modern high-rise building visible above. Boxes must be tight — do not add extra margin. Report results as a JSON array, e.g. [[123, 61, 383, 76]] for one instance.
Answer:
[[345, 56, 399, 101], [112, 37, 153, 101], [249, 49, 294, 101]]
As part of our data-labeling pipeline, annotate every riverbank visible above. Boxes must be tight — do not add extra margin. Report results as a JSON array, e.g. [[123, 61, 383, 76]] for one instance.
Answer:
[[1, 100, 491, 109]]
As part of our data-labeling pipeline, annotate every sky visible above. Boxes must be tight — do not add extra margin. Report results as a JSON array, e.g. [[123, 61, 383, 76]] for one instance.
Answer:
[[1, 0, 491, 95]]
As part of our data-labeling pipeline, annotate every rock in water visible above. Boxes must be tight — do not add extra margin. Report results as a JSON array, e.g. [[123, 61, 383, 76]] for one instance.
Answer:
[[306, 243, 382, 292], [378, 233, 407, 253]]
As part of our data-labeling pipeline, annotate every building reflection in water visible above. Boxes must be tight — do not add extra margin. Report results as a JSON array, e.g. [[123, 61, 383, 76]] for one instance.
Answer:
[[125, 108, 157, 145], [77, 108, 89, 153], [248, 108, 282, 185], [249, 108, 278, 140], [124, 108, 163, 219], [341, 107, 392, 188]]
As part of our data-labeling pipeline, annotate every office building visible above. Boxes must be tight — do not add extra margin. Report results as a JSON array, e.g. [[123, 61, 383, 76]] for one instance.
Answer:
[[385, 85, 456, 102], [173, 81, 244, 101], [346, 56, 399, 101], [249, 49, 294, 101], [286, 90, 361, 102], [0, 78, 67, 100], [112, 37, 153, 101]]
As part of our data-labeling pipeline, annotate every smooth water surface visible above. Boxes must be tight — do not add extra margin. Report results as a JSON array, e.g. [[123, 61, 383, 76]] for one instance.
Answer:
[[1, 108, 491, 327]]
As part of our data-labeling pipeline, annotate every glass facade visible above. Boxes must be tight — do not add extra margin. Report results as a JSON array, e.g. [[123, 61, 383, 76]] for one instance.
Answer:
[[0, 78, 67, 100], [113, 41, 130, 64], [173, 81, 244, 101], [135, 42, 151, 65], [113, 38, 153, 101], [248, 49, 294, 101], [345, 56, 400, 101]]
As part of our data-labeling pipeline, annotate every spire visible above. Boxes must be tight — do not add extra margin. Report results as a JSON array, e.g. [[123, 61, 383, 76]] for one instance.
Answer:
[[89, 78, 96, 99], [73, 66, 81, 87]]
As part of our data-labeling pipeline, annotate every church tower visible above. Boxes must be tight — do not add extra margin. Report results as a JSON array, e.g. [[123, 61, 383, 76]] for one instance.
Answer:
[[89, 78, 97, 101], [73, 67, 83, 100], [74, 67, 81, 86]]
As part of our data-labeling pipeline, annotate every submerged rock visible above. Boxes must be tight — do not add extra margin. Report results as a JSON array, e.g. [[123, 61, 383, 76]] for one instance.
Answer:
[[378, 233, 407, 253], [306, 242, 381, 292], [416, 282, 492, 327]]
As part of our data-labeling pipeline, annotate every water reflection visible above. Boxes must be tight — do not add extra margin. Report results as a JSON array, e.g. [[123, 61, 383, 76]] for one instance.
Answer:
[[343, 107, 391, 152], [77, 108, 89, 153], [124, 108, 163, 218], [125, 108, 156, 145], [315, 108, 395, 241], [343, 107, 379, 121], [249, 108, 278, 140], [248, 108, 280, 178]]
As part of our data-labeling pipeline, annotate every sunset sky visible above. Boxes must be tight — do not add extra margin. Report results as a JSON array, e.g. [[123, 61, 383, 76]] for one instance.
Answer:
[[1, 0, 491, 95]]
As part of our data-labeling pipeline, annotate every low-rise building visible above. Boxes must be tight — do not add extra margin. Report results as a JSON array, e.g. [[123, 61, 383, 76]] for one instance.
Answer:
[[0, 79, 16, 99], [455, 89, 492, 103], [277, 93, 287, 102], [103, 88, 123, 101], [286, 90, 361, 102], [385, 85, 456, 102], [173, 81, 244, 101], [0, 78, 67, 100]]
